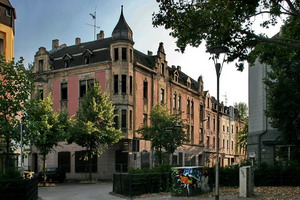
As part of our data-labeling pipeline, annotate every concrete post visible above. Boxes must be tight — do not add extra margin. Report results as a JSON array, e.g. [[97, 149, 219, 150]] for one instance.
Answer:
[[239, 166, 254, 197]]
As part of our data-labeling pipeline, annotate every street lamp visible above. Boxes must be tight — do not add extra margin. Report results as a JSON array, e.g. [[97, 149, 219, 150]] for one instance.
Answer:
[[206, 46, 229, 200]]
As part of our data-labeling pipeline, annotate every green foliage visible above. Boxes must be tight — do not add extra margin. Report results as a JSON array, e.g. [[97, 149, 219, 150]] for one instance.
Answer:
[[69, 81, 121, 181], [236, 122, 248, 151], [136, 105, 187, 165], [24, 93, 71, 184], [0, 167, 23, 180], [0, 56, 33, 160], [153, 0, 300, 66], [249, 16, 300, 142], [234, 102, 248, 120]]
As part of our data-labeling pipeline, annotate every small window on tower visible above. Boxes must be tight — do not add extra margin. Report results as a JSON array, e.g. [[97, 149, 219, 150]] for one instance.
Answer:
[[122, 48, 127, 60], [114, 48, 119, 61]]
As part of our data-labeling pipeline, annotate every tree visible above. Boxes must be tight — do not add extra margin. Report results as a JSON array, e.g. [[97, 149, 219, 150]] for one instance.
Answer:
[[153, 0, 300, 68], [234, 102, 248, 152], [69, 81, 121, 181], [0, 56, 33, 172], [234, 102, 248, 120], [236, 122, 248, 153], [249, 16, 300, 142], [25, 94, 70, 185], [136, 105, 187, 165]]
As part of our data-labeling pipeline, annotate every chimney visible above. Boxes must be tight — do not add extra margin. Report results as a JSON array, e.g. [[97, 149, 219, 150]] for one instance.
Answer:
[[97, 30, 104, 40], [177, 65, 181, 71], [52, 39, 59, 49], [147, 51, 153, 56], [75, 37, 81, 45]]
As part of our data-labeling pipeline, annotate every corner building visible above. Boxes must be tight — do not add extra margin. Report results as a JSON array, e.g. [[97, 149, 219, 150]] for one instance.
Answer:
[[31, 8, 244, 179]]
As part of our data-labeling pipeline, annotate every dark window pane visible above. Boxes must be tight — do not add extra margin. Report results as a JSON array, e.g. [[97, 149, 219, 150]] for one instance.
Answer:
[[80, 80, 86, 97], [58, 152, 71, 173], [121, 109, 126, 128], [114, 48, 119, 61], [122, 75, 126, 94], [122, 48, 127, 60], [61, 83, 68, 100], [114, 75, 118, 94]]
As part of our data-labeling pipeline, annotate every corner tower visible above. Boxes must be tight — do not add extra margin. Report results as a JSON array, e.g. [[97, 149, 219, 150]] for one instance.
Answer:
[[110, 6, 135, 140]]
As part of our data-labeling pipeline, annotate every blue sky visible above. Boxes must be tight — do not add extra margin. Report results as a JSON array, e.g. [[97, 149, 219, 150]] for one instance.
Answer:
[[10, 0, 267, 106]]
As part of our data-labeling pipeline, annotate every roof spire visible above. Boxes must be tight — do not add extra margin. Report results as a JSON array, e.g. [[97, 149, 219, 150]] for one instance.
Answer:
[[112, 5, 133, 42]]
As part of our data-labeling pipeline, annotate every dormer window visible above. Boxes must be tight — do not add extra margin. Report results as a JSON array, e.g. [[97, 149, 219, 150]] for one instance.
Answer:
[[160, 63, 165, 76], [174, 71, 179, 82], [84, 56, 90, 64], [187, 78, 191, 88], [63, 54, 72, 68], [6, 9, 11, 17], [38, 60, 43, 72], [64, 60, 70, 68]]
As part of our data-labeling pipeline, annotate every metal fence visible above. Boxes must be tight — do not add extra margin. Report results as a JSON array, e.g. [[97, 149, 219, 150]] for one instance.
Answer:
[[113, 173, 170, 197]]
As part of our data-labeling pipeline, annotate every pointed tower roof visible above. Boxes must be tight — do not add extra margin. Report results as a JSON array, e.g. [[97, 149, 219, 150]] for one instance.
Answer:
[[112, 6, 133, 42]]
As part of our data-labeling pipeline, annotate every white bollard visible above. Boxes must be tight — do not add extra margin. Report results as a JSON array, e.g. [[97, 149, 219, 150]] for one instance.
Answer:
[[239, 166, 254, 197]]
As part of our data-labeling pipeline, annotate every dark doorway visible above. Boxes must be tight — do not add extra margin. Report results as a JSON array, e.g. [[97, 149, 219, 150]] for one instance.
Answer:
[[32, 153, 38, 173], [115, 150, 128, 173]]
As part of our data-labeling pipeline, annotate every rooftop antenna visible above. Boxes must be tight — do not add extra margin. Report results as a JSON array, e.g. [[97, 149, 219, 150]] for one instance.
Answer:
[[86, 5, 100, 40]]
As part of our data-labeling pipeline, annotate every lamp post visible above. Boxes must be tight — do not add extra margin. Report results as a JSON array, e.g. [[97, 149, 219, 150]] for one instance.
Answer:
[[206, 46, 229, 200]]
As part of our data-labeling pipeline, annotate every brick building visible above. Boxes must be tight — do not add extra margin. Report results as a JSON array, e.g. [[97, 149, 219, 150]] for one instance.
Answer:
[[30, 8, 245, 179]]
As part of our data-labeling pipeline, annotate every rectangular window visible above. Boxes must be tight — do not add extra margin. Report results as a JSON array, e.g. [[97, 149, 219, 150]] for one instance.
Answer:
[[130, 76, 133, 95], [37, 85, 43, 100], [143, 114, 148, 126], [191, 101, 194, 115], [231, 141, 234, 150], [130, 110, 133, 129], [223, 125, 225, 132], [173, 94, 177, 109], [61, 83, 68, 100], [227, 126, 229, 132], [227, 140, 229, 149], [132, 139, 140, 152], [75, 151, 97, 173], [186, 126, 190, 141], [206, 136, 210, 148], [130, 49, 133, 62], [213, 118, 216, 130], [232, 125, 234, 133], [187, 99, 190, 114], [200, 105, 204, 122], [213, 137, 216, 149], [178, 96, 181, 110], [58, 152, 71, 173], [121, 109, 127, 128], [122, 48, 127, 60], [160, 88, 165, 104], [223, 139, 225, 148], [114, 109, 118, 128], [80, 80, 87, 98], [87, 79, 94, 89], [38, 60, 43, 72], [122, 74, 127, 94], [207, 116, 210, 129], [161, 63, 165, 76], [114, 48, 119, 61], [143, 81, 148, 99], [200, 128, 203, 145], [114, 75, 118, 94], [191, 126, 194, 144]]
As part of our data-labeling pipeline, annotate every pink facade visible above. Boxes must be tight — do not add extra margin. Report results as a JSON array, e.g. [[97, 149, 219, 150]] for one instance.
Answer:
[[95, 71, 106, 92]]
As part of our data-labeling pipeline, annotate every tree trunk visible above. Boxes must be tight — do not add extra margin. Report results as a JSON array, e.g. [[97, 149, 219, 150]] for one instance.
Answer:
[[42, 154, 46, 186], [88, 150, 92, 182]]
